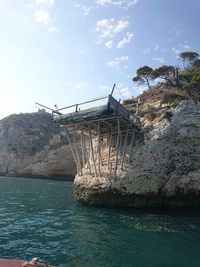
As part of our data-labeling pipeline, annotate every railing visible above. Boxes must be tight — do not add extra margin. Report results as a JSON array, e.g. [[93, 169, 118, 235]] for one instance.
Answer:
[[52, 95, 109, 117], [36, 95, 109, 118]]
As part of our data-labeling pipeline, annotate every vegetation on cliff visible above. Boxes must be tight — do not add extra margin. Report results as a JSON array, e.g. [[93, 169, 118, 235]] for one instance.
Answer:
[[124, 51, 200, 123], [74, 51, 200, 207], [126, 51, 200, 108]]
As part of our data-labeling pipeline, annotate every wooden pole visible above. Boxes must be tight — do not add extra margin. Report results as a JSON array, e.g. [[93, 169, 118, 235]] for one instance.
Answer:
[[81, 128, 86, 170], [110, 83, 116, 96], [65, 128, 80, 175], [83, 131, 91, 175], [72, 127, 82, 176], [109, 162, 113, 177], [114, 118, 120, 178], [88, 124, 98, 177], [119, 133, 123, 159], [121, 126, 129, 170], [98, 122, 101, 176], [136, 97, 140, 116], [107, 128, 113, 170], [128, 127, 135, 164]]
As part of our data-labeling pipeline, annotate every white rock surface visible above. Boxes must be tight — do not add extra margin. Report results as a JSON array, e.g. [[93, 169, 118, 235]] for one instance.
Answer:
[[74, 101, 200, 207], [0, 112, 76, 179]]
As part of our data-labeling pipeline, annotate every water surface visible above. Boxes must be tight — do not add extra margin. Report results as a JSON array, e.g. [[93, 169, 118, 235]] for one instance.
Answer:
[[0, 177, 200, 267]]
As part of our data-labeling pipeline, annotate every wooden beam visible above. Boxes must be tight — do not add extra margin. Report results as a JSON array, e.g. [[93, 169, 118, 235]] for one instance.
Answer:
[[136, 97, 141, 116], [98, 122, 101, 176], [128, 127, 135, 164], [83, 131, 91, 175], [109, 162, 113, 177], [35, 102, 63, 115], [119, 133, 123, 159], [65, 128, 79, 175], [114, 118, 120, 178], [58, 115, 116, 126], [81, 128, 86, 170], [110, 83, 116, 96], [121, 126, 129, 170], [56, 95, 108, 112], [72, 127, 82, 176], [88, 124, 98, 177], [107, 128, 113, 170]]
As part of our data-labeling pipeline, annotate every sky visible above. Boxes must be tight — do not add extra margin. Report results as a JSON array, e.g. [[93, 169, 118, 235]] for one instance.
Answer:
[[0, 0, 199, 118]]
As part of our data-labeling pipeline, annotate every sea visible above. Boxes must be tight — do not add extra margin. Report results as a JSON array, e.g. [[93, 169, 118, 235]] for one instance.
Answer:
[[0, 177, 200, 267]]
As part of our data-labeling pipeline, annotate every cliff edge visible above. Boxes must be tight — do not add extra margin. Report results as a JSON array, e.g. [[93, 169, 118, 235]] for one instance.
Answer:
[[0, 111, 76, 179], [73, 100, 200, 207]]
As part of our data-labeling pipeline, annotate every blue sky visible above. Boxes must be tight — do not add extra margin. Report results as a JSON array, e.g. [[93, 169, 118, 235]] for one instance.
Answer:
[[0, 0, 199, 118]]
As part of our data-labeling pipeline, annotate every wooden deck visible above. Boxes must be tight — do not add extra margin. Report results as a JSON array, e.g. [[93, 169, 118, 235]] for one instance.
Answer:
[[52, 95, 136, 135], [36, 90, 142, 178]]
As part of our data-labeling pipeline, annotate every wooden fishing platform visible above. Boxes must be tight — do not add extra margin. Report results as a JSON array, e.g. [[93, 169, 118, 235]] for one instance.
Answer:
[[52, 94, 135, 133], [36, 86, 142, 178]]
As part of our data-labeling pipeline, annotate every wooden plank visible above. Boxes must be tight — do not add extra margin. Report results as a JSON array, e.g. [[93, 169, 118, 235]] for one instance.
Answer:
[[54, 114, 125, 128], [108, 95, 129, 119]]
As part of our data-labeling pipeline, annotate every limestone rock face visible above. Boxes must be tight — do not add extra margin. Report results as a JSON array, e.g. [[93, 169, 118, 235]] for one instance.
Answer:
[[74, 100, 200, 207], [0, 111, 76, 179]]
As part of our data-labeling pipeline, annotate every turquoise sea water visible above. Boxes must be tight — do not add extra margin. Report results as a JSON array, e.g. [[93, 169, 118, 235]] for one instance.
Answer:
[[0, 177, 200, 267]]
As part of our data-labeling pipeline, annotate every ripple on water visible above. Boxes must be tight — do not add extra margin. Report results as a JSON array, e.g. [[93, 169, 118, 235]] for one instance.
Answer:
[[1, 177, 200, 267]]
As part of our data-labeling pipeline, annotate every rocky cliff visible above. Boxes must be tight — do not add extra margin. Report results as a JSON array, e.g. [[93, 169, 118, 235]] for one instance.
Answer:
[[74, 100, 200, 207], [0, 111, 76, 179]]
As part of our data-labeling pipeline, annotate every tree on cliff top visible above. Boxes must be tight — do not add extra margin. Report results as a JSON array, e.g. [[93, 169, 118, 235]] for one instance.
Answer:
[[152, 65, 178, 87], [179, 51, 199, 68], [132, 66, 153, 90]]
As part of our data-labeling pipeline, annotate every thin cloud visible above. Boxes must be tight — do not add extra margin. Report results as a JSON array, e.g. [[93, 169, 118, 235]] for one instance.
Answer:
[[35, 0, 55, 5], [34, 10, 51, 25], [172, 44, 191, 58], [95, 18, 129, 48], [99, 84, 110, 91], [75, 82, 86, 89], [117, 31, 134, 48], [152, 57, 165, 64], [99, 83, 131, 99], [96, 0, 139, 7], [120, 87, 131, 98], [116, 83, 132, 99], [107, 56, 129, 69], [48, 25, 59, 32], [143, 48, 151, 54], [74, 2, 92, 15], [33, 9, 59, 32], [105, 40, 113, 48], [27, 0, 59, 32]]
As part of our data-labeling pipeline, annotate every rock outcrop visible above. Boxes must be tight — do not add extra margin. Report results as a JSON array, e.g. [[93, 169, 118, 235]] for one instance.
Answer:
[[74, 100, 200, 207], [0, 111, 76, 179]]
